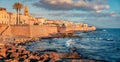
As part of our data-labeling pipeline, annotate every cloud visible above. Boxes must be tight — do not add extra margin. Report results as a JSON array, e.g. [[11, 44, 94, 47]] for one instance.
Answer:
[[30, 11, 118, 19], [33, 0, 109, 11], [30, 11, 119, 22], [47, 11, 116, 18]]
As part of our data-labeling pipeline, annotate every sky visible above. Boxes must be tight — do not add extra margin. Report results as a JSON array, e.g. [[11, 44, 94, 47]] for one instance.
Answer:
[[0, 0, 120, 28]]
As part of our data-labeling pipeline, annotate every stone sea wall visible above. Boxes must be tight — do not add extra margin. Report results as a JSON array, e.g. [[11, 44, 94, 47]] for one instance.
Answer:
[[0, 25, 96, 39], [66, 26, 96, 31], [0, 25, 58, 38], [29, 25, 58, 38], [58, 26, 96, 33], [0, 25, 12, 36], [11, 25, 30, 37]]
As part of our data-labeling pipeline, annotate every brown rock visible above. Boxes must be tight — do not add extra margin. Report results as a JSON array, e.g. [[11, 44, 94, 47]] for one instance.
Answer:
[[11, 59, 19, 62], [9, 52, 19, 59], [38, 60, 44, 62], [49, 59, 56, 62], [68, 52, 80, 58], [24, 59, 30, 62], [49, 52, 59, 61], [0, 47, 7, 57], [4, 59, 12, 62], [23, 50, 30, 54], [28, 54, 35, 59], [40, 54, 49, 61], [0, 43, 5, 47], [21, 55, 28, 59]]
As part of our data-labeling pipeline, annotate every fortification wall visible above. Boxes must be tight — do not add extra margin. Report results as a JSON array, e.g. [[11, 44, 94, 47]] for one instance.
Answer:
[[0, 25, 12, 36], [10, 25, 30, 37], [0, 25, 7, 34], [0, 25, 96, 39], [29, 25, 58, 37], [65, 26, 75, 31], [74, 26, 96, 31], [58, 26, 96, 33], [0, 25, 58, 38]]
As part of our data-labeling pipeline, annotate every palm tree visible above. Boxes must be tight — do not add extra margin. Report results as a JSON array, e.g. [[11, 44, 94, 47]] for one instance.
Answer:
[[13, 2, 24, 25]]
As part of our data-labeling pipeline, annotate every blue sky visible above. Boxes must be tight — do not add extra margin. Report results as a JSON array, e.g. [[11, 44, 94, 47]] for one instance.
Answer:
[[0, 0, 120, 28]]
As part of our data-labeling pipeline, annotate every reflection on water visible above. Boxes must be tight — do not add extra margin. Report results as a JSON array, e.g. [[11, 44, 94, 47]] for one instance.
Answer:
[[26, 28, 120, 62]]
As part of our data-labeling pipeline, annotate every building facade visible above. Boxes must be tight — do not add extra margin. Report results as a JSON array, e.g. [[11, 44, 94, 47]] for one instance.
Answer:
[[0, 8, 10, 24], [0, 7, 38, 25]]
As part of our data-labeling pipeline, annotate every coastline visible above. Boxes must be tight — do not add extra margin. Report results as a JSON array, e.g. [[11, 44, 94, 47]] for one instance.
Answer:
[[0, 1, 119, 61], [0, 30, 107, 62], [0, 41, 105, 62], [0, 25, 98, 62]]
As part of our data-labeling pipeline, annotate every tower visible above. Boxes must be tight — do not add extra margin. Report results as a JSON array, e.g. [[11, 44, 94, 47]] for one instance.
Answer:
[[24, 6, 29, 16]]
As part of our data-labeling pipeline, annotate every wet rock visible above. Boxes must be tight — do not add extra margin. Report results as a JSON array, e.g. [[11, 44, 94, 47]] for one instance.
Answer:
[[4, 59, 13, 62], [21, 54, 28, 59], [19, 58, 25, 62], [24, 59, 30, 62], [49, 52, 60, 61], [0, 43, 105, 62], [67, 52, 80, 58], [0, 47, 7, 58], [59, 52, 80, 59], [30, 59, 38, 62], [40, 54, 49, 61]]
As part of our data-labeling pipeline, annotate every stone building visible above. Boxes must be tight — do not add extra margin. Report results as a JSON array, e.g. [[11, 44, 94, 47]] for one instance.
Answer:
[[0, 7, 74, 26], [36, 17, 46, 25], [0, 7, 37, 25], [0, 8, 10, 24]]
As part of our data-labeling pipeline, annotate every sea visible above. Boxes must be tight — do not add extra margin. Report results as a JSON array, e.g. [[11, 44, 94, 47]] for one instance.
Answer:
[[26, 28, 120, 62]]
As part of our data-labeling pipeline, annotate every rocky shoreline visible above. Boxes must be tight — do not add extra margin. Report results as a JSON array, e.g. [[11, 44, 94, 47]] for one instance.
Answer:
[[0, 43, 53, 62], [0, 32, 107, 62], [0, 41, 106, 62]]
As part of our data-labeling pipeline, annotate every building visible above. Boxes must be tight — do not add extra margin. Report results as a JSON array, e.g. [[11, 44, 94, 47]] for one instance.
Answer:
[[0, 8, 10, 25], [36, 17, 46, 25], [0, 7, 37, 25], [0, 7, 75, 26], [62, 20, 73, 27]]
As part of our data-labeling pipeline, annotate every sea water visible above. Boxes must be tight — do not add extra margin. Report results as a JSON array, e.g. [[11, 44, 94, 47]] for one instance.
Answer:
[[26, 28, 120, 62]]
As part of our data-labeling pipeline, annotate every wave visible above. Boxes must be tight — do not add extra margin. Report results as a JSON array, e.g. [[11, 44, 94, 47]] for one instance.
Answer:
[[25, 28, 120, 62]]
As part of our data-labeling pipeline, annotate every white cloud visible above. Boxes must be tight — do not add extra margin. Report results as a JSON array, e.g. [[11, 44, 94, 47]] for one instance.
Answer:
[[33, 0, 110, 11]]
